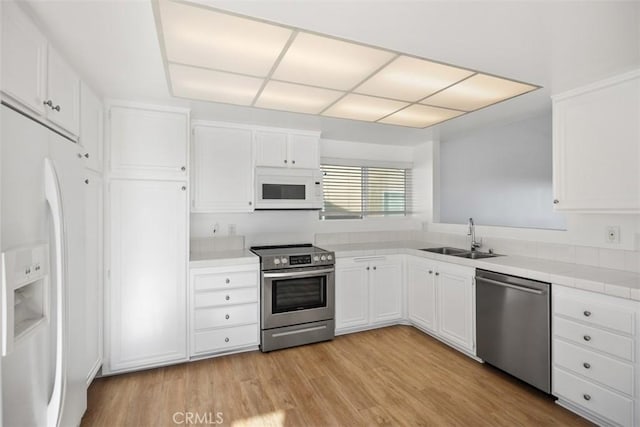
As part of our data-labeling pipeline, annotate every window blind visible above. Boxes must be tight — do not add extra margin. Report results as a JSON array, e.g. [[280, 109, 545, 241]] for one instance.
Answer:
[[320, 164, 410, 219]]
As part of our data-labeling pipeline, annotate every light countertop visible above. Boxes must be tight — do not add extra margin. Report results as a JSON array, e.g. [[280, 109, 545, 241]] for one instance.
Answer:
[[319, 241, 640, 301], [189, 249, 258, 269]]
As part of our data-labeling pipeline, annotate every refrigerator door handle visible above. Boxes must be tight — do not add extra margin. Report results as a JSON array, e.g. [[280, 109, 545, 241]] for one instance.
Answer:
[[44, 158, 67, 427]]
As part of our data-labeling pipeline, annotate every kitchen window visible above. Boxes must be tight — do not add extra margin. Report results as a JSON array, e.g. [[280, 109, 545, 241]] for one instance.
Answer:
[[320, 164, 410, 219]]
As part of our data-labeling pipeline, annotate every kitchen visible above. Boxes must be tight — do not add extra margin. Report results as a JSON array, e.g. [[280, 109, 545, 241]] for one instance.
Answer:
[[0, 0, 639, 426]]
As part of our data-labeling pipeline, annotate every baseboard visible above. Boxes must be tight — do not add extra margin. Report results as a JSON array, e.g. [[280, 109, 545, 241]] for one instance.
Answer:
[[555, 398, 615, 426]]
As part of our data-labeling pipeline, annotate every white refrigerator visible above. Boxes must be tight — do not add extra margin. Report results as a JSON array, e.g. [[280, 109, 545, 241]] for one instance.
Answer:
[[1, 103, 87, 426]]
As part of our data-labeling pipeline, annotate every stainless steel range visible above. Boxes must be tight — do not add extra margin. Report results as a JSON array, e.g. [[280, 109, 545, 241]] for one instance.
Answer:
[[250, 244, 335, 352]]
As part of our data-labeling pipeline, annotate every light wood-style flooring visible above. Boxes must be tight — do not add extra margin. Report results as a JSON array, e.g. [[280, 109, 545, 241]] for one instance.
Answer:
[[82, 326, 590, 426]]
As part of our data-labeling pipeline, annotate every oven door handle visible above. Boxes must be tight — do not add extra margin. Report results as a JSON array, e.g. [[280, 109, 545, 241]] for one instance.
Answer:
[[263, 268, 335, 279]]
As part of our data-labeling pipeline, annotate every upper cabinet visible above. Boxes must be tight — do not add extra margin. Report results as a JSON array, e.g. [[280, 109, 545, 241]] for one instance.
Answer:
[[79, 83, 103, 172], [1, 2, 80, 136], [108, 104, 189, 180], [191, 123, 254, 213], [552, 69, 640, 213], [255, 130, 319, 169]]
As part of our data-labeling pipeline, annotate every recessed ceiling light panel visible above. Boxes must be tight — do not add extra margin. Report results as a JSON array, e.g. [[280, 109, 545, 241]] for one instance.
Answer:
[[255, 81, 344, 114], [421, 73, 537, 111], [158, 0, 292, 76], [322, 94, 408, 122], [169, 63, 263, 105], [355, 56, 475, 102], [379, 104, 465, 128], [271, 32, 396, 90]]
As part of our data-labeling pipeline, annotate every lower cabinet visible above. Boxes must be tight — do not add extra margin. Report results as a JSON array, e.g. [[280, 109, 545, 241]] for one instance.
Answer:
[[552, 285, 639, 427], [105, 179, 188, 373], [335, 255, 403, 333], [406, 256, 476, 355], [190, 264, 260, 357]]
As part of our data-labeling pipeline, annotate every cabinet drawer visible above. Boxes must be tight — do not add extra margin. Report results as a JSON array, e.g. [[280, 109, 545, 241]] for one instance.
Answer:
[[194, 304, 258, 330], [193, 270, 257, 291], [194, 287, 258, 308], [554, 317, 634, 362], [193, 324, 258, 354], [554, 339, 634, 396], [555, 293, 634, 335], [553, 367, 633, 427]]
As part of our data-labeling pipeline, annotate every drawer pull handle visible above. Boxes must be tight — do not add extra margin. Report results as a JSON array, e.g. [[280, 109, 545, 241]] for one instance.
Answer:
[[583, 335, 591, 342], [583, 394, 591, 401], [583, 310, 591, 317], [428, 270, 433, 274], [583, 362, 591, 369], [225, 314, 230, 320], [224, 337, 229, 343], [225, 295, 230, 301], [225, 278, 230, 284]]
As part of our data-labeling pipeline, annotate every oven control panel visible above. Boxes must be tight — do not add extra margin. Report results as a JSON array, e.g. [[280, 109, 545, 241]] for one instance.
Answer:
[[263, 251, 334, 270]]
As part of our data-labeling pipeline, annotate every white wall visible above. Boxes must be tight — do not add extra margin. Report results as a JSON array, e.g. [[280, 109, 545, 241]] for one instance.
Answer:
[[191, 138, 424, 247], [439, 111, 566, 230]]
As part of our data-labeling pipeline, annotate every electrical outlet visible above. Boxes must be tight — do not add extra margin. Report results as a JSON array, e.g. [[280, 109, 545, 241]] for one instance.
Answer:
[[606, 226, 620, 244], [228, 224, 236, 236]]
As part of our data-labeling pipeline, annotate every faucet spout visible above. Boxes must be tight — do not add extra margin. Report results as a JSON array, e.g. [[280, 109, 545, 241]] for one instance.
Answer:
[[468, 217, 481, 251]]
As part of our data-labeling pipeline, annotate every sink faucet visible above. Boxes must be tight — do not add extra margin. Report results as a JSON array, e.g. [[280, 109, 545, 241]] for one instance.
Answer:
[[468, 217, 481, 251]]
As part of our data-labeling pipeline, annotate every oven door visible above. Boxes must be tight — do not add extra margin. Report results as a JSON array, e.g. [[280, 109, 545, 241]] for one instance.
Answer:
[[261, 266, 335, 329]]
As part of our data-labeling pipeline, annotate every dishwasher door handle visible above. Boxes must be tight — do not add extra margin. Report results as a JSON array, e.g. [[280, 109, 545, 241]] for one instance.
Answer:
[[476, 277, 546, 295]]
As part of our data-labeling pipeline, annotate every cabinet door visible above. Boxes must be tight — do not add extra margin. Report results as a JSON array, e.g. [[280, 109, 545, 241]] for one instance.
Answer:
[[109, 106, 188, 179], [436, 264, 475, 353], [335, 262, 369, 330], [80, 83, 103, 172], [407, 258, 437, 332], [288, 134, 319, 169], [192, 126, 254, 212], [46, 46, 80, 135], [1, 1, 47, 115], [370, 259, 403, 323], [84, 172, 103, 382], [108, 179, 188, 372], [255, 131, 288, 167], [553, 72, 640, 212]]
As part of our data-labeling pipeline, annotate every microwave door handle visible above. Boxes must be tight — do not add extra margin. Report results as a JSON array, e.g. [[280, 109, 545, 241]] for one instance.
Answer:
[[263, 268, 335, 279]]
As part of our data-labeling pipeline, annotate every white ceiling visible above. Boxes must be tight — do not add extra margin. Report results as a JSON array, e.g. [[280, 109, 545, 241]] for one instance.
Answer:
[[24, 0, 640, 145]]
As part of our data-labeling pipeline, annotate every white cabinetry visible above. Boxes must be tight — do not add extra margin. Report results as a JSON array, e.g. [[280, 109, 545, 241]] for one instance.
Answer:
[[190, 265, 260, 357], [106, 179, 188, 373], [335, 255, 403, 333], [552, 69, 640, 213], [405, 256, 475, 355], [79, 83, 103, 172], [255, 129, 319, 169], [2, 2, 80, 136], [108, 105, 189, 179], [552, 285, 639, 427], [84, 171, 103, 383], [191, 123, 254, 213]]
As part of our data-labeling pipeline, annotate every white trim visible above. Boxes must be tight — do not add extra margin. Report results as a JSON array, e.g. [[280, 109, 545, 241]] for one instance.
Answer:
[[321, 156, 412, 169], [551, 68, 640, 101]]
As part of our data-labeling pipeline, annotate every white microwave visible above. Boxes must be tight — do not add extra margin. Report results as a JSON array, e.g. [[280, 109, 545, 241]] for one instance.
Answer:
[[255, 167, 323, 210]]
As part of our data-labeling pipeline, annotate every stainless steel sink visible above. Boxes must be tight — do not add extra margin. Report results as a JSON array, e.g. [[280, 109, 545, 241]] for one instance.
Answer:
[[420, 247, 469, 255], [452, 251, 500, 259]]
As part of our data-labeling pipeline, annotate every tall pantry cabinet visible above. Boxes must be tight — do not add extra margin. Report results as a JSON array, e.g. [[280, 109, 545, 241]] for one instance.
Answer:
[[104, 103, 190, 374]]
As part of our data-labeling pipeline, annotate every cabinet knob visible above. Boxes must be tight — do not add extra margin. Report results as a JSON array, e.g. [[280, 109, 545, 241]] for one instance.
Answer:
[[225, 278, 230, 284], [292, 160, 296, 164], [249, 201, 252, 206], [428, 270, 433, 274], [225, 295, 230, 301], [583, 310, 591, 317], [181, 166, 186, 171], [84, 153, 90, 159], [284, 159, 288, 164], [435, 272, 440, 276], [366, 266, 370, 270], [583, 335, 591, 342], [181, 186, 187, 191], [43, 100, 53, 107], [583, 394, 591, 401], [84, 179, 89, 185], [373, 266, 376, 270], [553, 199, 559, 204], [583, 362, 591, 369], [77, 153, 83, 159], [224, 337, 229, 343], [53, 105, 61, 112], [225, 314, 230, 320]]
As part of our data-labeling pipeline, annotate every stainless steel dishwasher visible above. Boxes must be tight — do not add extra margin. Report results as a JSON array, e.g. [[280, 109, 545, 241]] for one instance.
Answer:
[[475, 269, 551, 393]]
